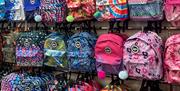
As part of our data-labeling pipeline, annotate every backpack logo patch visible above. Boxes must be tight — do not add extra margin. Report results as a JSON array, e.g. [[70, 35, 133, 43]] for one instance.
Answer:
[[104, 47, 111, 54], [75, 41, 81, 48], [131, 45, 139, 53]]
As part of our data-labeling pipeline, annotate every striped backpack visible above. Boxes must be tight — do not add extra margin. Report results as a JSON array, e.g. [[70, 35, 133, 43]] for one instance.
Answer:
[[66, 0, 96, 22], [16, 31, 46, 66], [128, 0, 163, 21], [165, 0, 180, 26], [44, 32, 68, 68], [164, 34, 180, 84], [123, 31, 163, 80], [67, 32, 97, 72], [40, 0, 66, 24], [93, 0, 128, 21]]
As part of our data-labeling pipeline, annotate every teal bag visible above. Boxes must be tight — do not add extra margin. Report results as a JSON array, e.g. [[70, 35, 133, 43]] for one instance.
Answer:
[[0, 0, 5, 20]]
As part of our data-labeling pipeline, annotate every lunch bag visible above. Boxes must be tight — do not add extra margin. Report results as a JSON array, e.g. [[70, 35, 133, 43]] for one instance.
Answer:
[[164, 34, 180, 84], [44, 32, 68, 68], [123, 31, 163, 80], [128, 0, 163, 21], [95, 33, 127, 79], [94, 0, 128, 21], [67, 32, 97, 72], [165, 0, 180, 26], [16, 31, 46, 66]]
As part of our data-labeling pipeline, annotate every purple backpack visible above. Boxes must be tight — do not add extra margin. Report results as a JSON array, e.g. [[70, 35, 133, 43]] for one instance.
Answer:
[[123, 31, 163, 80], [16, 31, 46, 67]]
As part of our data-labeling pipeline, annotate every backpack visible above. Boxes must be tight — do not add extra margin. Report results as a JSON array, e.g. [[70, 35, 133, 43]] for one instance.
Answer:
[[94, 0, 128, 21], [67, 32, 97, 72], [0, 0, 5, 20], [40, 0, 66, 24], [128, 0, 163, 21], [16, 31, 46, 67], [165, 0, 180, 26], [95, 33, 126, 79], [44, 32, 68, 68], [24, 0, 41, 20], [123, 31, 163, 80], [5, 0, 25, 21], [164, 34, 180, 84], [2, 31, 19, 63], [66, 0, 95, 21]]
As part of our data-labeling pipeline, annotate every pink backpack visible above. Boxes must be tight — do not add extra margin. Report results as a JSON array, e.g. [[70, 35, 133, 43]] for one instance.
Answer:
[[123, 31, 163, 80], [95, 33, 126, 79], [164, 34, 180, 84], [165, 0, 180, 26]]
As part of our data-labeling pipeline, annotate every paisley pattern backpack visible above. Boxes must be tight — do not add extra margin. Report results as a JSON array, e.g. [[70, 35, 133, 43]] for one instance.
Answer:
[[164, 34, 180, 84], [2, 31, 19, 63], [66, 0, 96, 21], [128, 0, 163, 21], [44, 32, 68, 68], [165, 0, 180, 26], [40, 0, 67, 24], [123, 31, 163, 80], [16, 31, 46, 67], [94, 0, 128, 21], [67, 32, 97, 72]]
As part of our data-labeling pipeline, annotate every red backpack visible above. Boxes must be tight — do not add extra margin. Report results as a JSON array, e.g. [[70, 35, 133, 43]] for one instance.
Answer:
[[95, 33, 127, 79]]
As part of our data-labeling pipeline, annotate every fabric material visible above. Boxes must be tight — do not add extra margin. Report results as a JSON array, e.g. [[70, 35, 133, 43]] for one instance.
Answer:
[[16, 31, 46, 67], [123, 31, 163, 80], [66, 0, 95, 21], [40, 0, 66, 24], [67, 32, 97, 72], [164, 34, 180, 84], [44, 32, 68, 68], [129, 0, 163, 21], [95, 0, 128, 21]]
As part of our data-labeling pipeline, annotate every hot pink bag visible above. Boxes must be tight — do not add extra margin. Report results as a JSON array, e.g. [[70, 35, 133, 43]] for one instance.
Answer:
[[164, 34, 180, 84], [95, 33, 126, 79], [165, 0, 180, 27], [123, 31, 163, 80]]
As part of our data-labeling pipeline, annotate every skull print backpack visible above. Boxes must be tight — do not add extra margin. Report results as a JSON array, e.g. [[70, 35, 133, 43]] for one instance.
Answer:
[[164, 34, 180, 84], [123, 31, 163, 80]]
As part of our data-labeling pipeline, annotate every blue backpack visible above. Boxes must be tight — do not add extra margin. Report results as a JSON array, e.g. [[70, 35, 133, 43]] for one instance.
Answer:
[[67, 32, 97, 72], [24, 0, 40, 20], [0, 0, 5, 20]]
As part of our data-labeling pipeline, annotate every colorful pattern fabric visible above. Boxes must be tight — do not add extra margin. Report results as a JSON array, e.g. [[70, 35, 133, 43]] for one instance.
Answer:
[[123, 31, 163, 80], [2, 31, 19, 63], [0, 0, 5, 20], [95, 33, 125, 75], [164, 34, 180, 84], [44, 32, 68, 68], [129, 0, 163, 21], [66, 0, 95, 21], [40, 0, 66, 24], [95, 0, 128, 21], [16, 31, 46, 67], [67, 32, 97, 72], [5, 0, 25, 21], [165, 0, 180, 26]]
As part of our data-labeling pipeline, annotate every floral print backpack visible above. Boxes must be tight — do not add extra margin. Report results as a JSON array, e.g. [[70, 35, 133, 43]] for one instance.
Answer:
[[16, 31, 46, 66], [123, 31, 163, 80], [164, 34, 180, 84]]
